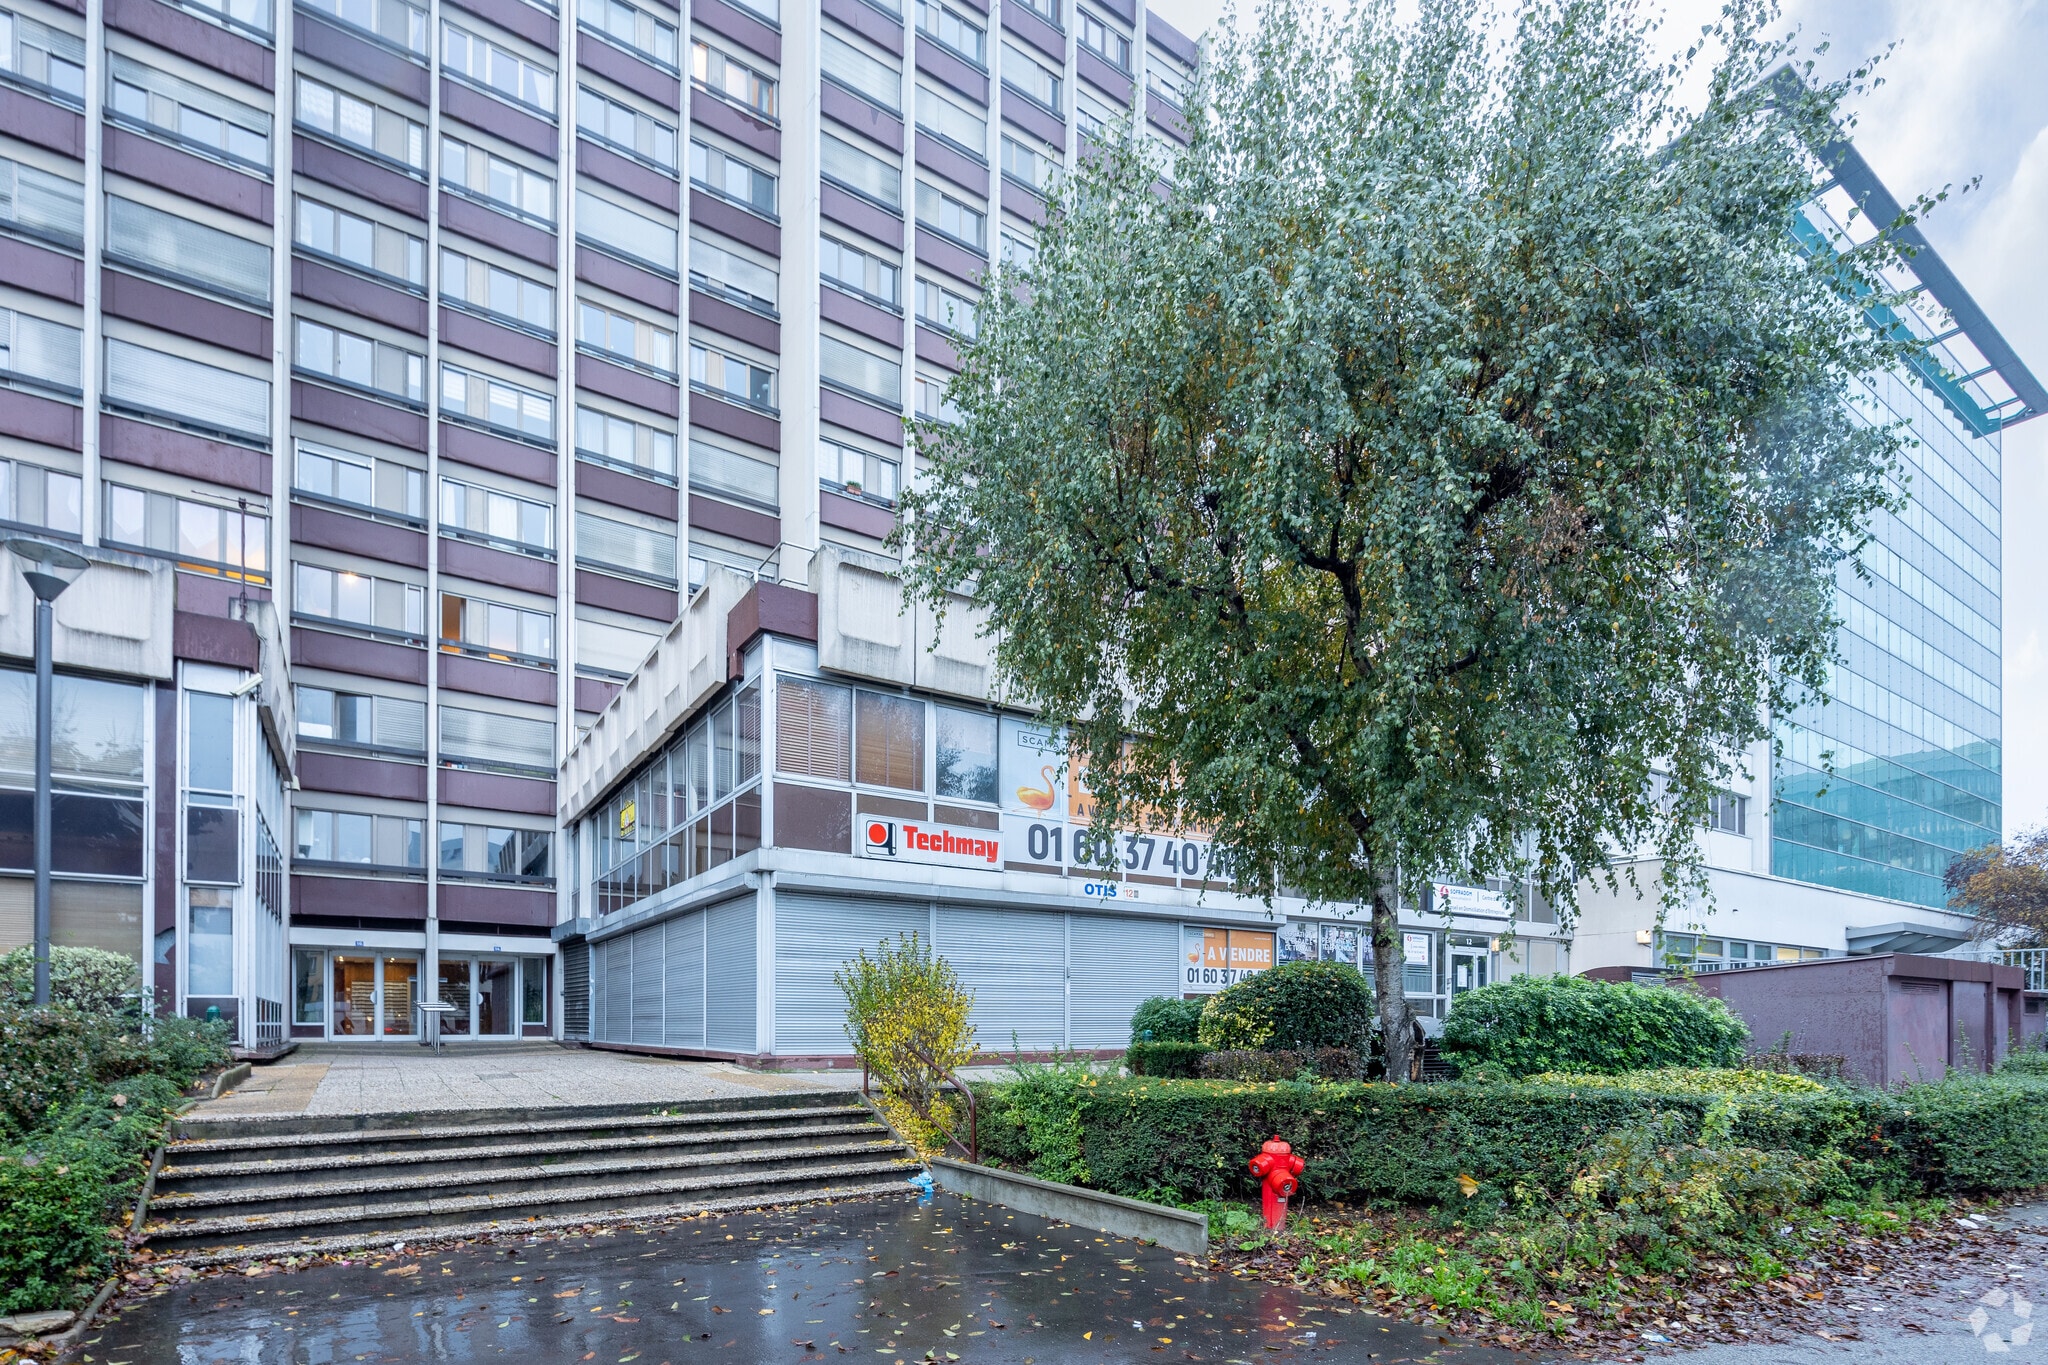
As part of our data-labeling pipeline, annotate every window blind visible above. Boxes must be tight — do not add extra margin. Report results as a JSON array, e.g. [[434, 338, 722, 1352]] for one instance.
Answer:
[[107, 196, 272, 304], [576, 190, 677, 274], [819, 335, 901, 405], [574, 618, 660, 677], [775, 679, 851, 781], [105, 339, 269, 440], [0, 309, 81, 392], [823, 32, 900, 112], [0, 156, 82, 245], [687, 439, 777, 508], [821, 134, 900, 210], [575, 510, 676, 583], [855, 692, 924, 791], [439, 705, 555, 770]]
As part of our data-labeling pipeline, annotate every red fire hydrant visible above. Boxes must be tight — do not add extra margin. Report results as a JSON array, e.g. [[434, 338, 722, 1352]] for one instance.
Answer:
[[1247, 1136, 1305, 1231]]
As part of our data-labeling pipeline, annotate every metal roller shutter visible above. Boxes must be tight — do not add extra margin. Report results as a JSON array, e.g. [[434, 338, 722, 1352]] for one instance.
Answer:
[[630, 925, 664, 1046], [1069, 913, 1181, 1048], [664, 910, 706, 1048], [561, 940, 589, 1040], [705, 897, 757, 1053], [773, 892, 929, 1055], [602, 938, 632, 1043], [936, 905, 1066, 1051]]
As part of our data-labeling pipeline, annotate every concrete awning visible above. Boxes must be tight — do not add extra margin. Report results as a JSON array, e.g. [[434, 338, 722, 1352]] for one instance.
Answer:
[[1846, 921, 1972, 955]]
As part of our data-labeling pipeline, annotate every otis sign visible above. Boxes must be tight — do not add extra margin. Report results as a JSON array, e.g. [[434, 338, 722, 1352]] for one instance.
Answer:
[[860, 819, 1001, 868]]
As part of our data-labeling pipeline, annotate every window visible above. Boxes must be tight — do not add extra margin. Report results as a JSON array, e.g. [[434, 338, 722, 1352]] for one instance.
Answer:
[[916, 372, 958, 423], [690, 141, 775, 216], [187, 891, 234, 993], [823, 32, 901, 113], [576, 87, 677, 172], [300, 0, 427, 56], [776, 678, 851, 781], [103, 485, 268, 580], [295, 197, 425, 287], [1077, 10, 1129, 70], [441, 23, 554, 116], [577, 618, 661, 680], [0, 155, 83, 247], [439, 477, 552, 554], [1076, 94, 1114, 140], [915, 0, 984, 65], [439, 823, 552, 880], [184, 690, 239, 885], [819, 438, 898, 505], [915, 277, 977, 337], [439, 705, 555, 773], [163, 0, 272, 39], [440, 363, 554, 441], [295, 75, 424, 171], [104, 339, 270, 442], [578, 300, 674, 375], [1001, 135, 1057, 194], [0, 308, 80, 394], [0, 458, 82, 536], [819, 335, 901, 406], [0, 11, 84, 105], [440, 247, 552, 333], [110, 55, 271, 169], [915, 83, 986, 156], [856, 692, 925, 791], [0, 670, 147, 879], [587, 0, 678, 72], [690, 343, 775, 411], [576, 189, 678, 273], [936, 707, 997, 803], [1011, 0, 1060, 26], [820, 134, 900, 211], [576, 509, 676, 583], [1707, 790, 1749, 836], [690, 234, 777, 313], [441, 135, 553, 224], [295, 809, 424, 868], [915, 181, 984, 250], [1002, 40, 1062, 113], [295, 441, 424, 522], [294, 563, 426, 638], [1000, 230, 1036, 268], [294, 319, 425, 403], [296, 685, 425, 753], [522, 957, 546, 1023], [440, 591, 554, 664], [575, 405, 676, 479], [691, 41, 773, 118], [1147, 51, 1190, 107], [689, 439, 777, 509], [820, 236, 899, 307], [106, 196, 271, 305]]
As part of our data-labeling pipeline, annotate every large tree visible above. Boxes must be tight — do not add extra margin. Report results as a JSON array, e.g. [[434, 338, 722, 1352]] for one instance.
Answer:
[[1948, 830, 2048, 947], [897, 0, 1924, 1079]]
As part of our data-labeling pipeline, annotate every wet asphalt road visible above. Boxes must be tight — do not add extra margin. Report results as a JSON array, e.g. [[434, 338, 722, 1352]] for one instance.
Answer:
[[89, 1193, 1517, 1365]]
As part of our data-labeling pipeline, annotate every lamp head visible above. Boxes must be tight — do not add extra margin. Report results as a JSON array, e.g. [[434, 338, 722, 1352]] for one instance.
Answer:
[[6, 539, 90, 603]]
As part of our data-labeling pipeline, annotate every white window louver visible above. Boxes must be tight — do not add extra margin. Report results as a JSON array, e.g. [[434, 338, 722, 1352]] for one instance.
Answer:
[[576, 190, 677, 274], [0, 310, 81, 392], [0, 156, 83, 245], [687, 440, 777, 508], [822, 33, 900, 113], [374, 696, 426, 751], [575, 510, 676, 583], [107, 196, 272, 304], [821, 134, 899, 210], [438, 705, 555, 771], [819, 335, 900, 405], [104, 339, 271, 441]]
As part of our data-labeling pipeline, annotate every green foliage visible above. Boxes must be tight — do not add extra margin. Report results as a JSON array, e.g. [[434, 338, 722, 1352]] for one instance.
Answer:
[[1565, 1116, 1832, 1250], [1199, 1048, 1362, 1082], [1996, 1049, 2048, 1076], [1441, 976, 1748, 1077], [1129, 995, 1205, 1045], [1529, 1068, 1828, 1097], [1198, 960, 1376, 1052], [1888, 1072, 2048, 1192], [1125, 1040, 1209, 1078], [836, 934, 976, 1158], [994, 1053, 1106, 1184], [0, 946, 143, 1014]]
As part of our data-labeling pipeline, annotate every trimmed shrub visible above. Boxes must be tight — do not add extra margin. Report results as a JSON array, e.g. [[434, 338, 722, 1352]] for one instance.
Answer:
[[1889, 1072, 2048, 1192], [1440, 974, 1748, 1077], [1197, 960, 1375, 1052], [0, 947, 143, 1014], [1125, 1041, 1208, 1077], [1199, 1048, 1361, 1082], [1129, 995, 1204, 1045], [1528, 1067, 1829, 1097], [1997, 1050, 2048, 1077]]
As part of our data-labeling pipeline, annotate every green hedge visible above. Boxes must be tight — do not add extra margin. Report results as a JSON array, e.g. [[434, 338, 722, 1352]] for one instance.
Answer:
[[1198, 960, 1376, 1051], [1128, 996, 1204, 1045], [1125, 1041, 1208, 1077], [1440, 974, 1748, 1077]]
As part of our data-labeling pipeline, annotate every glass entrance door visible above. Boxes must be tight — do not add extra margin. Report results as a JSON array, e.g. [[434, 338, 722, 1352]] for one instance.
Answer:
[[1449, 949, 1490, 1001], [476, 958, 518, 1036], [332, 955, 375, 1037], [380, 956, 418, 1036], [437, 959, 473, 1038]]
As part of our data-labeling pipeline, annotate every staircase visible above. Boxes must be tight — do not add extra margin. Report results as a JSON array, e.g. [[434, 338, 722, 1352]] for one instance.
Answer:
[[141, 1093, 918, 1261]]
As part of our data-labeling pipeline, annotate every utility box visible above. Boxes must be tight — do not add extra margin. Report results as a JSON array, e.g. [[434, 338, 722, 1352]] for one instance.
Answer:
[[1680, 954, 2027, 1088]]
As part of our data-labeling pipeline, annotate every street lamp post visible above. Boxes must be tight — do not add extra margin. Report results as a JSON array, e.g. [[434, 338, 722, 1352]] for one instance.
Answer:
[[7, 539, 91, 1007]]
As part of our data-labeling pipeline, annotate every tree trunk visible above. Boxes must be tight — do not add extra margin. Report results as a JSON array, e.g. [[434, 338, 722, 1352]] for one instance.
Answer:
[[1369, 888, 1415, 1082]]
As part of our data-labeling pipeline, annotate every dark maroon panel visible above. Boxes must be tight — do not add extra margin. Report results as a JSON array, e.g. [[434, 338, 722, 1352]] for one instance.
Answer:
[[688, 289, 779, 352], [101, 414, 268, 492], [688, 192, 781, 256], [914, 134, 990, 199], [106, 0, 273, 89], [915, 37, 989, 103], [291, 625, 428, 683], [298, 750, 429, 800], [440, 535, 557, 595], [688, 392, 778, 450], [690, 91, 780, 160], [820, 488, 896, 540], [823, 83, 904, 154], [822, 0, 903, 51], [1001, 2, 1065, 61], [294, 135, 431, 218], [820, 183, 903, 249], [0, 86, 84, 157], [102, 269, 270, 358], [172, 610, 259, 667], [104, 127, 272, 223], [1146, 91, 1189, 145], [577, 32, 681, 105], [292, 501, 428, 568], [1146, 12, 1200, 66], [440, 420, 558, 485], [1097, 0, 1133, 21], [293, 872, 428, 920], [575, 676, 620, 713], [439, 191, 556, 266], [819, 388, 904, 445], [576, 139, 680, 213], [441, 77, 556, 158], [297, 13, 430, 103], [436, 880, 554, 927], [576, 247, 680, 311], [1077, 48, 1134, 102], [695, 0, 780, 62], [292, 381, 429, 452], [0, 235, 82, 304], [1000, 176, 1047, 226], [576, 568, 679, 622], [727, 581, 818, 652], [914, 323, 960, 372], [576, 459, 679, 519], [447, 0, 557, 46], [820, 286, 901, 349], [576, 354, 679, 418], [176, 572, 271, 616], [292, 256, 429, 335], [0, 388, 82, 451], [688, 494, 778, 548], [439, 767, 556, 816], [440, 306, 557, 378], [440, 652, 557, 704], [1001, 95, 1065, 149], [913, 231, 988, 289]]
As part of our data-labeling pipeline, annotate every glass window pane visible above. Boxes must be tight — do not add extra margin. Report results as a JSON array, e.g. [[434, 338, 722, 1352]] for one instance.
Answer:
[[935, 708, 997, 803], [855, 692, 925, 791], [187, 691, 235, 792]]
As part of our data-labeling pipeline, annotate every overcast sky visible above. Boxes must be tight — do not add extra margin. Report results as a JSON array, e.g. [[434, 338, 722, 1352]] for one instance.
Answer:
[[1149, 0, 2048, 842]]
